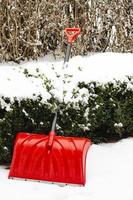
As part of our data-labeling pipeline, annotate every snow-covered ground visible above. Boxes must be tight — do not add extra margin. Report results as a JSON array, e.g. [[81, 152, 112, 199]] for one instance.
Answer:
[[1, 138, 133, 200], [1, 53, 133, 199]]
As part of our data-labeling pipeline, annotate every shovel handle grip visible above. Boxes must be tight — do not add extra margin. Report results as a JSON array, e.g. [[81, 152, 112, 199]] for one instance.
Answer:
[[65, 28, 81, 43]]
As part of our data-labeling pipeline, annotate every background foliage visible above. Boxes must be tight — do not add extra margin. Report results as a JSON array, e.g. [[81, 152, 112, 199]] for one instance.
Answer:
[[0, 0, 133, 62]]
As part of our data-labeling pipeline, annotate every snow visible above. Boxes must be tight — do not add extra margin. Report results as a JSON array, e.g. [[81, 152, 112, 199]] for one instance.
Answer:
[[0, 53, 133, 102], [1, 138, 133, 200], [1, 52, 133, 199]]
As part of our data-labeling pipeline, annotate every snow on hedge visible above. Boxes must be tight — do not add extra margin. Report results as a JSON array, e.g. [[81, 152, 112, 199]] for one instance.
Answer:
[[0, 53, 133, 101]]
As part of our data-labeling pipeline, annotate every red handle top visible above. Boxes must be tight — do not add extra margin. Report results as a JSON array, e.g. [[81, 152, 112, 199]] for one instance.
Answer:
[[65, 28, 81, 43]]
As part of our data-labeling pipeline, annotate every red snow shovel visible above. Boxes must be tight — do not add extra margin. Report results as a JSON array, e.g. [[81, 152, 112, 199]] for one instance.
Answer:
[[8, 28, 91, 186]]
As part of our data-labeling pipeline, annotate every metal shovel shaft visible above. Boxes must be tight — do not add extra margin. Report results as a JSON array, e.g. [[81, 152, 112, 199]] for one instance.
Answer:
[[64, 43, 71, 64], [46, 44, 71, 150]]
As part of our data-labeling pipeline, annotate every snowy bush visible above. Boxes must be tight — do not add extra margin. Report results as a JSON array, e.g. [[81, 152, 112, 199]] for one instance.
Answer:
[[1, 78, 133, 163], [0, 0, 132, 62]]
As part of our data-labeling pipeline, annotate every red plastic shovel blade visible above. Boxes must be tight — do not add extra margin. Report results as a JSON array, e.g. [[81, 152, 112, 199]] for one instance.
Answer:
[[9, 132, 91, 186]]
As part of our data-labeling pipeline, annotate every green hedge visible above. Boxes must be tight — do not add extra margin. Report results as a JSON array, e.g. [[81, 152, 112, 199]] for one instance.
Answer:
[[1, 78, 133, 164]]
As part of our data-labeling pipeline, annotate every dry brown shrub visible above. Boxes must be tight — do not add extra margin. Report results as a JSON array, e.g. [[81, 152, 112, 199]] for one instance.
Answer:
[[0, 0, 132, 62]]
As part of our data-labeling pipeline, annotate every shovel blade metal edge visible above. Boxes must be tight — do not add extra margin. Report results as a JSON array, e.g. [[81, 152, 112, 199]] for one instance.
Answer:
[[9, 132, 91, 186]]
